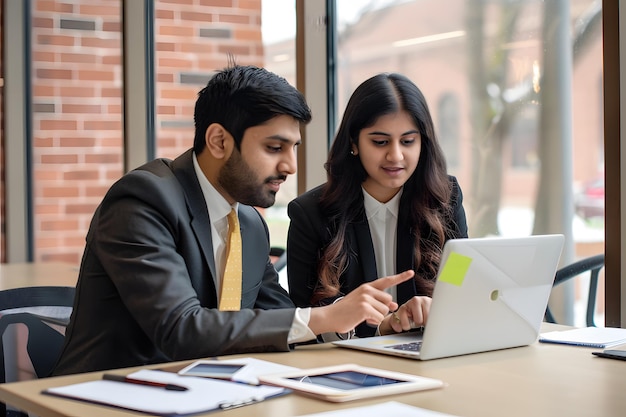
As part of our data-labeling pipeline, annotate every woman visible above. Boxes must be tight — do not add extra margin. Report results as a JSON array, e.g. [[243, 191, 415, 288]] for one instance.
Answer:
[[287, 73, 468, 338]]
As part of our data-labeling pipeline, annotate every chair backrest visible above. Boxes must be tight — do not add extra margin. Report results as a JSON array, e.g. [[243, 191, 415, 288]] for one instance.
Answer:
[[272, 250, 287, 273], [545, 254, 605, 327], [0, 286, 75, 416]]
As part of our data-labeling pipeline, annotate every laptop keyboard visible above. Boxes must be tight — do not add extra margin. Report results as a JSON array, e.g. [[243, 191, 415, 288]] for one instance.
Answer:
[[387, 341, 423, 352]]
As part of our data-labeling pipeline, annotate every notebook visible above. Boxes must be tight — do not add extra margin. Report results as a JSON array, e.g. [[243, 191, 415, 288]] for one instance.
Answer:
[[539, 327, 626, 348], [334, 234, 565, 360]]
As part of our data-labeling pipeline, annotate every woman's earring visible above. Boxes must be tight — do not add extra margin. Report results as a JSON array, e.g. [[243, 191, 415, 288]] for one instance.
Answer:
[[350, 150, 355, 155]]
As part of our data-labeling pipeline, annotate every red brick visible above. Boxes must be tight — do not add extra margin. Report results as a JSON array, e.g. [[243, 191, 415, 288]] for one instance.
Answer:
[[101, 88, 122, 98], [179, 43, 216, 53], [181, 11, 213, 22], [219, 14, 250, 25], [161, 88, 197, 100], [159, 25, 194, 37], [63, 170, 100, 181], [59, 137, 95, 147], [158, 105, 176, 115], [65, 203, 99, 214], [107, 104, 122, 114], [157, 73, 175, 82], [33, 85, 57, 96], [217, 44, 250, 56], [34, 137, 55, 147], [157, 42, 176, 52], [156, 9, 175, 19], [85, 153, 122, 164], [199, 0, 233, 7], [59, 86, 97, 97], [62, 104, 103, 114], [63, 235, 89, 247], [104, 169, 124, 181], [39, 120, 78, 130], [239, 0, 261, 10], [83, 120, 122, 131], [78, 5, 121, 17], [37, 34, 76, 47], [159, 0, 197, 5], [36, 1, 74, 13], [41, 187, 80, 198], [40, 154, 79, 164], [61, 53, 98, 64], [103, 21, 121, 32], [81, 37, 121, 49], [158, 57, 193, 68], [32, 17, 55, 29], [234, 28, 261, 42], [77, 70, 114, 81], [102, 55, 121, 65], [36, 68, 73, 80], [34, 170, 62, 181], [86, 185, 115, 197], [37, 237, 64, 248], [100, 137, 123, 147]]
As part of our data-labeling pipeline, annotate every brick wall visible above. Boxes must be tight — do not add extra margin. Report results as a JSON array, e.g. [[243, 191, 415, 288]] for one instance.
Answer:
[[16, 0, 263, 264], [154, 0, 264, 160], [31, 0, 124, 264]]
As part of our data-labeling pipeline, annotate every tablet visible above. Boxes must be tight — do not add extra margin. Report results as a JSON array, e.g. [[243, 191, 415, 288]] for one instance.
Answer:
[[257, 364, 444, 402], [177, 360, 247, 379]]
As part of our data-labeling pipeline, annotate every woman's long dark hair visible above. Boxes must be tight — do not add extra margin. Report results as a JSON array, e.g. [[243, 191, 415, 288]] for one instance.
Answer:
[[313, 73, 453, 303]]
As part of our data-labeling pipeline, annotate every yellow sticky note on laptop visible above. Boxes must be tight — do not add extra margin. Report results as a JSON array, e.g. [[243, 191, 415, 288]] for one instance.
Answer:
[[438, 252, 472, 286]]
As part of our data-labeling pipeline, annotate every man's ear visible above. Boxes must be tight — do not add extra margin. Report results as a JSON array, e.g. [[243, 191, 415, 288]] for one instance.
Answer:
[[204, 123, 234, 160]]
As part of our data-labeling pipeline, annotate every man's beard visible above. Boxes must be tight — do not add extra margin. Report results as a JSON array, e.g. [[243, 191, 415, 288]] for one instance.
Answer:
[[218, 148, 284, 208]]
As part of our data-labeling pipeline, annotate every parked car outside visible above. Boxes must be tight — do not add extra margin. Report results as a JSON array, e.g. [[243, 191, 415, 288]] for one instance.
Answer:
[[575, 177, 604, 220]]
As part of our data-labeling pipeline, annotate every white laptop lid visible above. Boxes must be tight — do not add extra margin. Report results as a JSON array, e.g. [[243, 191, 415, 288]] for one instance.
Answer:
[[334, 234, 564, 360]]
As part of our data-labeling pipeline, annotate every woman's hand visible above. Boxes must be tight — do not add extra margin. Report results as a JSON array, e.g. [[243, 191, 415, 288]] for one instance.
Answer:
[[379, 295, 432, 335], [308, 270, 415, 335]]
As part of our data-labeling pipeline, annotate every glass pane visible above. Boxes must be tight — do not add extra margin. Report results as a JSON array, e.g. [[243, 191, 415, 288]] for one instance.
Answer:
[[334, 0, 604, 326], [153, 0, 297, 256], [30, 0, 123, 263], [262, 0, 297, 254]]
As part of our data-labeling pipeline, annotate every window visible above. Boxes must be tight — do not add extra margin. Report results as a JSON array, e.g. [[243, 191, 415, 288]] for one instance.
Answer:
[[437, 93, 461, 169], [334, 0, 604, 325]]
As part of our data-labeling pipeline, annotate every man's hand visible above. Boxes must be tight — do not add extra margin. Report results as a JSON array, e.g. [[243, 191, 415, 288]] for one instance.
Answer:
[[308, 270, 415, 335]]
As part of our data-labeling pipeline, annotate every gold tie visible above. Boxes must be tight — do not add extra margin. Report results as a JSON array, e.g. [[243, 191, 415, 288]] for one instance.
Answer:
[[219, 209, 242, 311]]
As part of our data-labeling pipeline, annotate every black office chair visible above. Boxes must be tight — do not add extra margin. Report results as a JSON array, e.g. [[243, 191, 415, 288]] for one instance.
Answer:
[[0, 286, 75, 417], [544, 254, 605, 327], [270, 247, 287, 273]]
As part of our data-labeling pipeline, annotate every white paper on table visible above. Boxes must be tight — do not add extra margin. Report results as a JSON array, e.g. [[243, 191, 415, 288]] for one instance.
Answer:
[[294, 401, 463, 417], [219, 357, 300, 385], [45, 369, 286, 415]]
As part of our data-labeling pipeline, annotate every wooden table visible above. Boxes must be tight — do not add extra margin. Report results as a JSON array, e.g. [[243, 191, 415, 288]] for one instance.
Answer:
[[0, 263, 78, 290], [0, 323, 624, 417]]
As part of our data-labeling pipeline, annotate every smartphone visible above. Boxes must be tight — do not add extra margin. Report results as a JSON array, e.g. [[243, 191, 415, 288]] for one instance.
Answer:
[[177, 360, 247, 379], [592, 350, 626, 361]]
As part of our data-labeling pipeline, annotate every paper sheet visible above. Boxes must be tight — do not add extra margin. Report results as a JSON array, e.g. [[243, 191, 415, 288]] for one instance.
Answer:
[[295, 401, 462, 417], [45, 369, 285, 415], [220, 357, 300, 385]]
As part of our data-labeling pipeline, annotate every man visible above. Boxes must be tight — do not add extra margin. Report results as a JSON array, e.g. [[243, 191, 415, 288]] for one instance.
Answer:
[[52, 64, 413, 375]]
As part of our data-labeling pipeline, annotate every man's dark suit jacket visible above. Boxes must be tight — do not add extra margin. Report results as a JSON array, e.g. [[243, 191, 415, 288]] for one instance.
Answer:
[[52, 150, 296, 376], [287, 176, 468, 337]]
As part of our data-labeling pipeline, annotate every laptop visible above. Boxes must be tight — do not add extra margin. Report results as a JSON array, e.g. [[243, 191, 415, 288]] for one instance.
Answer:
[[333, 234, 564, 360]]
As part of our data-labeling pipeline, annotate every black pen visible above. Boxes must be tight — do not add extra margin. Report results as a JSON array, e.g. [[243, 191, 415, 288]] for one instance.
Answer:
[[102, 373, 188, 391]]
